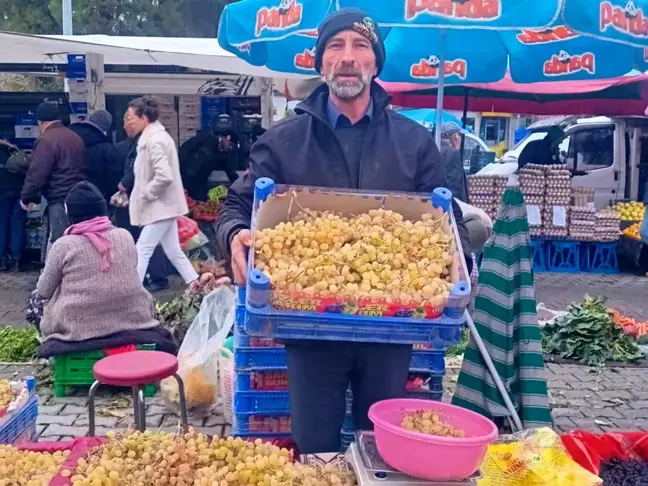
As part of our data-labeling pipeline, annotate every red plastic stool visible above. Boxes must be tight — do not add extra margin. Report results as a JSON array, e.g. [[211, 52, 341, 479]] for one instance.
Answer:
[[88, 350, 188, 436]]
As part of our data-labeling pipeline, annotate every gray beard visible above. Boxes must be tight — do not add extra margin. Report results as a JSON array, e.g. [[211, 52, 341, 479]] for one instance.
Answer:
[[326, 72, 372, 100]]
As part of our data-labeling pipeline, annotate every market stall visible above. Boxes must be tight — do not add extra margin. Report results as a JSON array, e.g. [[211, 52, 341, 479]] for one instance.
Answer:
[[468, 165, 623, 274]]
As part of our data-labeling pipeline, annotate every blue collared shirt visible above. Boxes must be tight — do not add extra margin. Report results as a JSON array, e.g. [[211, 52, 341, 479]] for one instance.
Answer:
[[326, 99, 373, 188]]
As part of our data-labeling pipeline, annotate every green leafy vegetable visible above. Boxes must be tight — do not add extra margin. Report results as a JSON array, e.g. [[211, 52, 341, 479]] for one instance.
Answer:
[[0, 326, 40, 362], [542, 295, 643, 366], [155, 291, 207, 345], [447, 327, 470, 357]]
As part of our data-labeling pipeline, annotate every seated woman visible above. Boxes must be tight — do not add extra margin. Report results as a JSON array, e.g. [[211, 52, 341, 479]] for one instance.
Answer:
[[36, 181, 177, 358]]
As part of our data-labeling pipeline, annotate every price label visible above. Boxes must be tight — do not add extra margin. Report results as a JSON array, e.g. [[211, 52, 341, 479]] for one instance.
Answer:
[[526, 205, 541, 226], [553, 206, 567, 227]]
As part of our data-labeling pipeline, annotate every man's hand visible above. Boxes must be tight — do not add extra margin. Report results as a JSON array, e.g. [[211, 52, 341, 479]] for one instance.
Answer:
[[118, 182, 127, 193], [231, 229, 252, 285], [20, 201, 28, 211]]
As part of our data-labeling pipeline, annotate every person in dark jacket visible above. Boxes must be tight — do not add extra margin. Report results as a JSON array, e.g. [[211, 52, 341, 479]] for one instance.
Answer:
[[69, 110, 124, 201], [437, 122, 469, 203], [179, 130, 238, 201], [0, 141, 26, 271], [517, 126, 565, 169], [21, 102, 85, 244], [214, 8, 469, 454], [114, 112, 169, 292]]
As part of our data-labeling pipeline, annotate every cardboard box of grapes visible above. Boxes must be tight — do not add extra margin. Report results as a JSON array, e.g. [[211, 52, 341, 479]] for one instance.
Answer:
[[245, 179, 471, 331]]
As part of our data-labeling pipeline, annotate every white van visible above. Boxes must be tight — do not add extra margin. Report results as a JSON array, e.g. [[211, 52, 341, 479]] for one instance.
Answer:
[[486, 115, 648, 209]]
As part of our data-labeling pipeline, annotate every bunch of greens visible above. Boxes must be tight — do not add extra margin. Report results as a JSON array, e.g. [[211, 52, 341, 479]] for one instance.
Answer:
[[154, 293, 204, 345], [0, 326, 40, 362], [447, 327, 470, 357], [542, 295, 643, 366]]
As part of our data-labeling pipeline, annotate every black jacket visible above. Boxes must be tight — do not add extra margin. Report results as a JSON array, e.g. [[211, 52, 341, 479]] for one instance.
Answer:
[[115, 135, 139, 194], [0, 145, 25, 198], [440, 141, 469, 203], [69, 122, 124, 200], [215, 83, 468, 258], [21, 122, 85, 205]]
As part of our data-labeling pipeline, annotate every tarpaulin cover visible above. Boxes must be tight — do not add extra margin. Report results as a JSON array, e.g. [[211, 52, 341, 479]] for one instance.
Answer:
[[19, 437, 106, 485]]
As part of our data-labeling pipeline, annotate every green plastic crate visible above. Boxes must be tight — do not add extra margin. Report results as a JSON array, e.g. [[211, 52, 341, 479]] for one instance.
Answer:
[[53, 344, 157, 398]]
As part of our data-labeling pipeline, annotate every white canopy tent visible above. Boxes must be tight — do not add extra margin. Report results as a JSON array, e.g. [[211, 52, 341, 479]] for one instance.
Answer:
[[0, 31, 312, 79]]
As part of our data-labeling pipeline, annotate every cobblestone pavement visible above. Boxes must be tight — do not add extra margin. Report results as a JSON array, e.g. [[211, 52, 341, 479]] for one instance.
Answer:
[[2, 271, 648, 440]]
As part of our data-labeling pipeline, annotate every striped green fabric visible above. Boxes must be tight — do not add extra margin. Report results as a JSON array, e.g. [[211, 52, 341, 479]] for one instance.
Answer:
[[451, 188, 552, 429]]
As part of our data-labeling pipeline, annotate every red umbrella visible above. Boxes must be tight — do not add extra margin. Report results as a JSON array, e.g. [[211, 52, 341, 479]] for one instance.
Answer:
[[380, 73, 648, 116]]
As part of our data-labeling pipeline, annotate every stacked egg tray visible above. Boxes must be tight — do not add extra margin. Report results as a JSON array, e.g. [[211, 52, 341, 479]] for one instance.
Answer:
[[237, 286, 449, 445], [242, 178, 470, 345]]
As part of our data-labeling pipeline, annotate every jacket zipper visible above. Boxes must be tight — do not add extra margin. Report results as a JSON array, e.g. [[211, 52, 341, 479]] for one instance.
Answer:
[[310, 116, 351, 188], [310, 112, 382, 190]]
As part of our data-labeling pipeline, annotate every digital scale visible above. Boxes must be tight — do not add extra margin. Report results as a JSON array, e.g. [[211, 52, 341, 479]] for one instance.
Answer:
[[345, 432, 482, 486]]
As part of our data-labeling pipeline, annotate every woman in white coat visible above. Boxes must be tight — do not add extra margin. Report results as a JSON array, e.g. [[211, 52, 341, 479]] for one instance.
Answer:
[[126, 97, 199, 287]]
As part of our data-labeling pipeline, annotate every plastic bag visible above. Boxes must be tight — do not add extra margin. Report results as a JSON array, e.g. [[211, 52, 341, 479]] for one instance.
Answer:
[[183, 231, 209, 251], [161, 286, 235, 417], [561, 430, 647, 476], [218, 348, 234, 425], [177, 216, 200, 248], [536, 303, 568, 328], [479, 428, 602, 486], [109, 191, 129, 208]]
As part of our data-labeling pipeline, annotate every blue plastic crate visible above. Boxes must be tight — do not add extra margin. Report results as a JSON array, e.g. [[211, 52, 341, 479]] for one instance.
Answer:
[[405, 390, 443, 401], [234, 326, 283, 349], [235, 348, 287, 370], [407, 374, 444, 394], [409, 351, 446, 374], [234, 391, 290, 414], [0, 394, 38, 444], [233, 413, 291, 436], [583, 241, 619, 274], [529, 239, 547, 272], [548, 241, 581, 273], [242, 311, 467, 348], [235, 370, 288, 392], [244, 180, 472, 345]]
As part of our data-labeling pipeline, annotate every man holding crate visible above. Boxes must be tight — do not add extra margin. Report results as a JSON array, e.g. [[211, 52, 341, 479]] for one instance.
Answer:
[[216, 8, 470, 453]]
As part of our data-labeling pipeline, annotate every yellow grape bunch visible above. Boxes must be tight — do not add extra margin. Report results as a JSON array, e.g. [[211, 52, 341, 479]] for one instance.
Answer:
[[63, 429, 356, 486], [0, 445, 70, 486], [254, 209, 456, 308]]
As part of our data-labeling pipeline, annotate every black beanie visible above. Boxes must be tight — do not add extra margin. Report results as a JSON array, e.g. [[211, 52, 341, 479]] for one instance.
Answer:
[[36, 102, 60, 122], [65, 181, 108, 223], [314, 8, 385, 76]]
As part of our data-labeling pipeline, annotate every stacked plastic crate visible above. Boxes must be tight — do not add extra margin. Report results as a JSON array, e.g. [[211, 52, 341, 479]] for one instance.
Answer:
[[233, 287, 291, 438]]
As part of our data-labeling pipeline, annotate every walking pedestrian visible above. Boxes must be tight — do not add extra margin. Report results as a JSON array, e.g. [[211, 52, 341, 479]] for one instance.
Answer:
[[0, 140, 27, 271], [114, 111, 169, 291], [21, 102, 85, 245], [69, 110, 124, 201], [126, 97, 198, 288]]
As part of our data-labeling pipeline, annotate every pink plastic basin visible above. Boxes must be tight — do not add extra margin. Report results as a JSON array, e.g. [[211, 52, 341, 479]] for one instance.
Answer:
[[368, 399, 498, 481]]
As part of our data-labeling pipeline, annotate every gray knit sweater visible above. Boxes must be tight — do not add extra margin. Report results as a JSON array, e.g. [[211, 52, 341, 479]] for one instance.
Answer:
[[37, 227, 158, 342]]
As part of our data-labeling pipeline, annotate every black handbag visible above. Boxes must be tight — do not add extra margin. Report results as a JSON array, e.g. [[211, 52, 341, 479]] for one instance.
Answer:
[[0, 140, 30, 174]]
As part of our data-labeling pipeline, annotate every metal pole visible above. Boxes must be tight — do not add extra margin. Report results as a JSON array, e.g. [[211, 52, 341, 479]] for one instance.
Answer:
[[434, 29, 446, 149], [464, 311, 524, 432], [62, 0, 73, 35], [459, 87, 470, 161]]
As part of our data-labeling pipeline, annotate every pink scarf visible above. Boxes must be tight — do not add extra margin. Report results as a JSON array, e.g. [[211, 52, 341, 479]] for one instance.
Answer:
[[64, 216, 115, 271]]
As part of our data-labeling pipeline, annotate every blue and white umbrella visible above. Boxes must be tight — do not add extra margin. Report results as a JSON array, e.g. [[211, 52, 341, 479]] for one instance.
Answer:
[[217, 0, 648, 145], [398, 109, 473, 132]]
